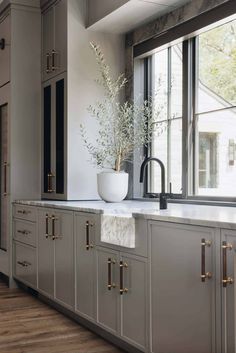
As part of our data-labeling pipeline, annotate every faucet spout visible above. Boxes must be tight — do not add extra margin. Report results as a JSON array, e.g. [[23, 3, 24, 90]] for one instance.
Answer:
[[139, 157, 166, 194]]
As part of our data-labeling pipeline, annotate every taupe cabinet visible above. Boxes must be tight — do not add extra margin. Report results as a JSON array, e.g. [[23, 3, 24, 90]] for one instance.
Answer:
[[75, 212, 97, 321], [0, 14, 10, 87], [97, 247, 148, 351], [38, 208, 74, 308], [42, 0, 67, 81]]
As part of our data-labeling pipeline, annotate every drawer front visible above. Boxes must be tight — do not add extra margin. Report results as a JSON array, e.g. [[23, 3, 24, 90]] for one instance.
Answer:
[[14, 220, 36, 247], [13, 205, 36, 222], [14, 242, 37, 287]]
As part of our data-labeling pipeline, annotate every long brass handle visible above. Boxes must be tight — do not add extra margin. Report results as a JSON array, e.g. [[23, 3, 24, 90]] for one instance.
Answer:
[[120, 261, 128, 295], [85, 221, 94, 250], [17, 261, 31, 267], [46, 53, 50, 73], [52, 215, 56, 240], [0, 38, 5, 50], [45, 214, 50, 239], [3, 162, 8, 196], [52, 50, 59, 71], [201, 238, 212, 282], [222, 241, 234, 287], [17, 230, 31, 236], [107, 258, 116, 290], [47, 173, 55, 193]]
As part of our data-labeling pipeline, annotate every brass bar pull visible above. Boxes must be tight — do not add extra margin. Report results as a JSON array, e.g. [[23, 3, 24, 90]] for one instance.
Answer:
[[108, 258, 112, 290], [86, 221, 91, 250], [46, 53, 50, 73], [3, 162, 8, 196], [201, 238, 212, 282], [45, 214, 49, 239], [17, 209, 30, 215], [222, 241, 234, 287], [17, 261, 31, 267], [107, 258, 116, 290], [52, 215, 56, 240], [51, 50, 59, 71], [47, 173, 55, 193], [17, 230, 31, 236], [120, 261, 128, 295]]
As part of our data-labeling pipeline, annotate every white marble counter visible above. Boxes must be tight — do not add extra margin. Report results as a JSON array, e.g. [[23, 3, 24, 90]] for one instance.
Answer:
[[14, 200, 236, 236]]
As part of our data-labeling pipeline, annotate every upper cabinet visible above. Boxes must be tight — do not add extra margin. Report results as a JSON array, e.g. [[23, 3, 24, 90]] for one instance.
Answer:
[[0, 14, 10, 87], [42, 0, 67, 82]]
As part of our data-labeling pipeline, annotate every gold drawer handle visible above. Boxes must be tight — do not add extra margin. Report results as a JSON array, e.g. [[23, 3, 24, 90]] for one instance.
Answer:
[[17, 209, 30, 215], [120, 261, 128, 295], [17, 261, 31, 268], [222, 241, 234, 287], [17, 230, 31, 236], [201, 239, 212, 282], [107, 258, 116, 290]]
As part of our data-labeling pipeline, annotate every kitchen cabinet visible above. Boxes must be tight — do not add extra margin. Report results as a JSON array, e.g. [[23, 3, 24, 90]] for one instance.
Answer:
[[0, 14, 10, 87], [14, 242, 37, 288], [75, 212, 97, 321], [38, 208, 74, 308], [221, 229, 236, 353], [0, 0, 41, 277], [97, 246, 148, 351], [42, 73, 66, 199], [42, 0, 67, 81], [149, 221, 217, 353]]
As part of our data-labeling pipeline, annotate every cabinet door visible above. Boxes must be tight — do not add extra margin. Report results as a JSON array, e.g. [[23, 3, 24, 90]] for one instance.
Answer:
[[0, 15, 10, 87], [75, 213, 96, 321], [42, 7, 54, 81], [38, 209, 54, 297], [54, 210, 74, 308], [97, 247, 120, 335], [221, 229, 236, 353], [120, 253, 148, 351], [54, 0, 67, 75], [150, 221, 216, 353]]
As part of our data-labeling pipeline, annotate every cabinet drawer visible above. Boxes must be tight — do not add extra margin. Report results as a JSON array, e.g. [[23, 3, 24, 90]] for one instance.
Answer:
[[13, 220, 36, 247], [14, 242, 37, 287], [13, 205, 36, 222]]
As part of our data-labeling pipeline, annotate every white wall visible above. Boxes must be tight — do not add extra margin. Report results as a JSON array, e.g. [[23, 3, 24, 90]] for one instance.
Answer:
[[67, 0, 125, 200], [87, 0, 128, 27]]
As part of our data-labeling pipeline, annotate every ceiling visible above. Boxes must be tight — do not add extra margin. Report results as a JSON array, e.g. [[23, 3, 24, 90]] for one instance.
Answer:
[[88, 0, 191, 34]]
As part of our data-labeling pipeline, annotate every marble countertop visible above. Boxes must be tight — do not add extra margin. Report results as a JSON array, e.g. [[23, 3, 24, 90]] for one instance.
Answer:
[[14, 199, 236, 230]]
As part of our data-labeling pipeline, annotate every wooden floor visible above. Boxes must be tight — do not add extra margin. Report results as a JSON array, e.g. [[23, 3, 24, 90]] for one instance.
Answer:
[[0, 280, 124, 353]]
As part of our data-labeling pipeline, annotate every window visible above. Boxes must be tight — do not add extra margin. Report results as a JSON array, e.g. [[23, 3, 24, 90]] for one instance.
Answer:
[[135, 15, 236, 200]]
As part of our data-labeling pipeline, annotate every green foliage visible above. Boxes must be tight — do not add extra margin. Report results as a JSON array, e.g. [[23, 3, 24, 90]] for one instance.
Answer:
[[81, 43, 166, 172], [199, 20, 236, 105]]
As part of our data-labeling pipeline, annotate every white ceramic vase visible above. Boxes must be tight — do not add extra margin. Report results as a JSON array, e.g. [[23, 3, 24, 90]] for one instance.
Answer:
[[97, 171, 129, 203]]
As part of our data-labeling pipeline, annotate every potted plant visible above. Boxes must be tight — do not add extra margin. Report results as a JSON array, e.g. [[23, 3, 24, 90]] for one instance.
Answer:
[[81, 43, 165, 202]]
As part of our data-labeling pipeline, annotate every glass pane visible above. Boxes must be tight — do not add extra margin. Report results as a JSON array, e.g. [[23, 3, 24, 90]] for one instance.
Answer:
[[0, 104, 8, 251], [195, 108, 236, 197], [43, 85, 51, 193], [149, 128, 168, 194], [152, 48, 168, 121], [170, 118, 182, 194], [171, 44, 183, 118], [56, 79, 64, 194], [196, 19, 236, 113]]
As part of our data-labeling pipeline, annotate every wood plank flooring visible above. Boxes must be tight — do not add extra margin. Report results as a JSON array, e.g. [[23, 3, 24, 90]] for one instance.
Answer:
[[0, 280, 124, 353]]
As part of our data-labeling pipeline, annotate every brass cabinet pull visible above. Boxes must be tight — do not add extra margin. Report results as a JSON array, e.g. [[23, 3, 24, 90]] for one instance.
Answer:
[[85, 221, 94, 250], [120, 261, 128, 295], [45, 214, 50, 239], [107, 258, 116, 290], [46, 53, 51, 73], [47, 173, 55, 193], [17, 209, 30, 215], [17, 230, 31, 236], [201, 238, 212, 282], [51, 216, 61, 240], [0, 38, 5, 50], [17, 260, 31, 267], [222, 241, 234, 287], [51, 50, 59, 71], [3, 162, 9, 196]]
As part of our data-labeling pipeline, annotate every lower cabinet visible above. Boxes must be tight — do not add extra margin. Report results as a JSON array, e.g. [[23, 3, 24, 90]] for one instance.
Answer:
[[14, 242, 37, 288], [75, 212, 97, 321], [38, 208, 74, 308], [149, 221, 217, 353], [221, 229, 236, 353], [97, 246, 148, 351]]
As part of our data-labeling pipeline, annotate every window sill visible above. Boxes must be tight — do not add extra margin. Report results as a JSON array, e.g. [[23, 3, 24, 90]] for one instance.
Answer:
[[133, 197, 236, 208]]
